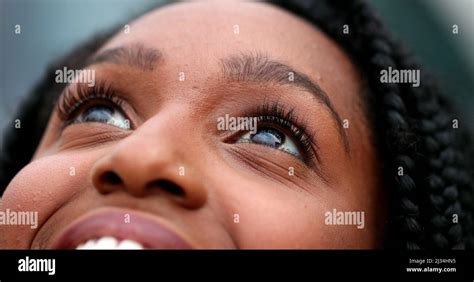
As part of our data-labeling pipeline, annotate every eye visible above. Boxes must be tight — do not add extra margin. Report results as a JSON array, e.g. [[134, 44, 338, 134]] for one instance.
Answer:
[[237, 127, 303, 159], [72, 105, 130, 129]]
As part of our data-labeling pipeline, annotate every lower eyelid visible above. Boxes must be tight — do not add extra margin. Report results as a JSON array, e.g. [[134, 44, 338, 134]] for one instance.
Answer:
[[225, 144, 318, 185], [233, 140, 306, 164], [232, 142, 328, 185], [57, 123, 132, 150]]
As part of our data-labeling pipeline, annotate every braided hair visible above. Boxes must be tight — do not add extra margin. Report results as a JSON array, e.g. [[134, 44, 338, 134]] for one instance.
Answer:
[[1, 0, 473, 249], [268, 0, 474, 249]]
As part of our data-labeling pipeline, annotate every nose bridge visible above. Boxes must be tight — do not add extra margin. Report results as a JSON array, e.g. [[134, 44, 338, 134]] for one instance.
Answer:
[[117, 106, 194, 163], [138, 103, 197, 148], [112, 112, 179, 169]]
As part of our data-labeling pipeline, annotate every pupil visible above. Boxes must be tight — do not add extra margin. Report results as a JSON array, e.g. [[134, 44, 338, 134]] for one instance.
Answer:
[[83, 106, 113, 122], [251, 128, 284, 148]]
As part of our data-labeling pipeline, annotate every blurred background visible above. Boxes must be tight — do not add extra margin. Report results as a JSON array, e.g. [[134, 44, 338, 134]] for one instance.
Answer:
[[0, 0, 473, 149]]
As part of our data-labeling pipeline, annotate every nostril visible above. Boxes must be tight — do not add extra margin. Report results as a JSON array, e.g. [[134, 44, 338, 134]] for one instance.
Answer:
[[101, 171, 123, 185], [148, 179, 185, 197]]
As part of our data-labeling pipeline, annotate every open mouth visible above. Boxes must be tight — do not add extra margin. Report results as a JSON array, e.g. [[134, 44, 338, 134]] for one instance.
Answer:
[[50, 208, 195, 250]]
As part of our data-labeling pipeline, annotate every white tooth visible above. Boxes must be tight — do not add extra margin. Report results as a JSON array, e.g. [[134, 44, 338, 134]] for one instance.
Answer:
[[95, 236, 119, 249], [81, 239, 98, 249], [117, 239, 144, 249]]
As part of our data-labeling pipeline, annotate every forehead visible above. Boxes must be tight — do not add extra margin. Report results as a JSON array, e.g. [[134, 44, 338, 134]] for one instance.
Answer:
[[97, 1, 364, 129], [100, 2, 359, 80]]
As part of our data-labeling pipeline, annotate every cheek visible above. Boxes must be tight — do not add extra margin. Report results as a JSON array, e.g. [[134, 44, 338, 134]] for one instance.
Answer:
[[217, 172, 318, 248], [221, 174, 379, 249], [235, 192, 325, 248], [0, 152, 96, 248]]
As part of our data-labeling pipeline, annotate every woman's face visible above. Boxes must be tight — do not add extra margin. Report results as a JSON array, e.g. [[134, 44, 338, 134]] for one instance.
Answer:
[[0, 1, 386, 249]]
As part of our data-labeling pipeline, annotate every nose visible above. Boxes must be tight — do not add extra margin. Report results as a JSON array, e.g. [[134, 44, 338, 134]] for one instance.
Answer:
[[90, 126, 207, 210]]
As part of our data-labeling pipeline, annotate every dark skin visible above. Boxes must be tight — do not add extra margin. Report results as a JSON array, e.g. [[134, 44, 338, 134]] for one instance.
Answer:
[[0, 0, 386, 249]]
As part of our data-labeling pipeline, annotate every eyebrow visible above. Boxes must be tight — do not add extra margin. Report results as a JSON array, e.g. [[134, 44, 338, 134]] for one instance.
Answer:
[[87, 43, 162, 71], [220, 53, 349, 152]]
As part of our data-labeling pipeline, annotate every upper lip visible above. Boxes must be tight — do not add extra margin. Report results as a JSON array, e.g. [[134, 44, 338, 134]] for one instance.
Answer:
[[50, 207, 196, 249]]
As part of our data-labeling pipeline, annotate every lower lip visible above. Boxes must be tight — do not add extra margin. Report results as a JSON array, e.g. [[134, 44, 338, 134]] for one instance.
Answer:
[[50, 208, 194, 249]]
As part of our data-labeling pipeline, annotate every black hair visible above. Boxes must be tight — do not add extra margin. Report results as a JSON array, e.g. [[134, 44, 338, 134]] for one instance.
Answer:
[[1, 0, 473, 249]]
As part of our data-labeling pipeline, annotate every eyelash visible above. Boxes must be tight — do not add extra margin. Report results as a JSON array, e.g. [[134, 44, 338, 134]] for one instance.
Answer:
[[56, 82, 126, 125], [246, 102, 318, 165]]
